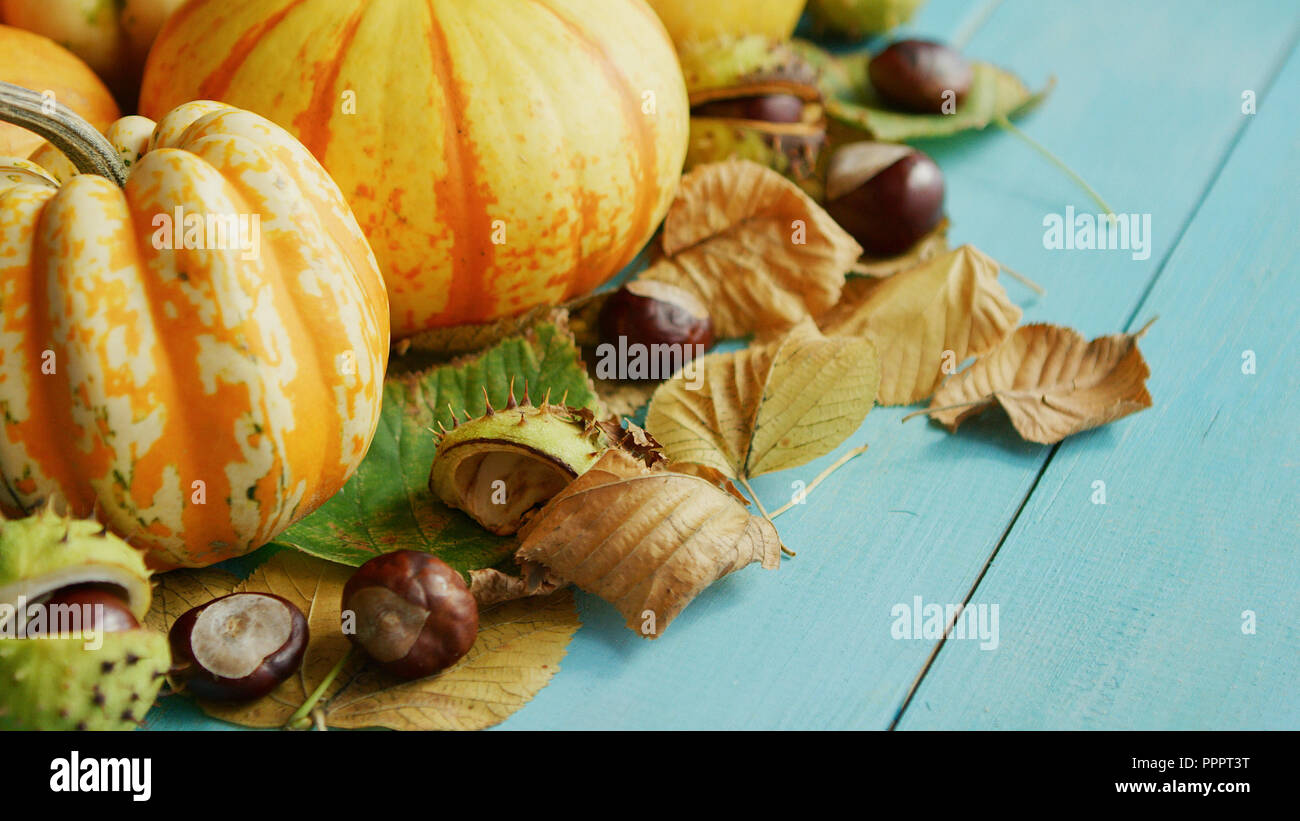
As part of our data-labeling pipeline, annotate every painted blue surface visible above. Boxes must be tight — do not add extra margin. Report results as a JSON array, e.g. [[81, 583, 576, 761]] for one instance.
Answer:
[[148, 0, 1300, 731]]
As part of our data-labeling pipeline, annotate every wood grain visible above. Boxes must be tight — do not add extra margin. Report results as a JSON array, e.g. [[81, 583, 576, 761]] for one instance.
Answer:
[[900, 28, 1300, 730]]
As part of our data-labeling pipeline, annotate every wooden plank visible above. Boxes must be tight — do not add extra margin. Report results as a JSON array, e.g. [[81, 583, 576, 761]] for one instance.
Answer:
[[144, 0, 1298, 730], [899, 31, 1300, 730]]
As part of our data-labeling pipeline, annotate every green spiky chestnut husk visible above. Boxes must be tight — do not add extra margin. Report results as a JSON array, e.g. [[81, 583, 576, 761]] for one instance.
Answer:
[[429, 391, 661, 535], [0, 506, 170, 730], [807, 0, 927, 40], [678, 35, 827, 185], [685, 119, 825, 188]]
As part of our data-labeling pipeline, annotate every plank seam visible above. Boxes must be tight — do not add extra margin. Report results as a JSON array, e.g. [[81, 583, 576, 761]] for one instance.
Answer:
[[888, 18, 1300, 731]]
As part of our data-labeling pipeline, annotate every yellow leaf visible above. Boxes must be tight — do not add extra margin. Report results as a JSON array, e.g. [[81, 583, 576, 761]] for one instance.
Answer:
[[152, 551, 579, 730], [639, 159, 862, 338], [820, 245, 1021, 405], [517, 450, 782, 637], [645, 320, 879, 478], [927, 322, 1154, 444]]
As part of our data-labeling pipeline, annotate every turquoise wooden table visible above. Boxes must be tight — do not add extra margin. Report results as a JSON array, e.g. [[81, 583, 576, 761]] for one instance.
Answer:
[[148, 0, 1300, 731]]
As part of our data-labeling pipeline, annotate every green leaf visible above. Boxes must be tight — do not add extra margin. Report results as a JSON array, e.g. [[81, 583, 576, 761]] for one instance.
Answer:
[[792, 40, 1053, 142], [268, 318, 599, 575]]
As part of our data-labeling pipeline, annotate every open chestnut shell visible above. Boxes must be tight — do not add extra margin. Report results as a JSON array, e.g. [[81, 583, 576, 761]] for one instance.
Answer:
[[169, 592, 308, 702], [341, 551, 478, 681]]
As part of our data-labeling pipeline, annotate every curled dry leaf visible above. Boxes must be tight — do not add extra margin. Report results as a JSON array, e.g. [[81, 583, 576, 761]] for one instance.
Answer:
[[819, 245, 1021, 405], [639, 159, 862, 338], [645, 320, 880, 479], [927, 322, 1154, 444], [516, 450, 782, 637], [153, 550, 579, 730], [469, 563, 566, 608]]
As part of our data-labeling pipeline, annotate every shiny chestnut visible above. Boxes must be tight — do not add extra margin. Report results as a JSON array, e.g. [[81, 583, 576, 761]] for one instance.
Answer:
[[43, 584, 138, 633], [693, 93, 807, 124], [598, 280, 715, 354], [824, 143, 945, 256], [869, 39, 974, 114], [169, 592, 308, 701], [341, 551, 477, 681]]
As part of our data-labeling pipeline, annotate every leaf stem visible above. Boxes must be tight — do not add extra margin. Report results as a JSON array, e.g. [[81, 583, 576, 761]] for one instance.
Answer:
[[993, 115, 1115, 217], [999, 264, 1046, 296], [738, 475, 795, 556], [1132, 315, 1158, 338], [770, 444, 870, 519], [284, 648, 352, 730], [901, 398, 992, 423]]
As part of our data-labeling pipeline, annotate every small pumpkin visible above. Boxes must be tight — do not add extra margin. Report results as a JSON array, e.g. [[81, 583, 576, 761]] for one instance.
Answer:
[[0, 83, 390, 569], [1, 0, 186, 107], [0, 24, 119, 158], [139, 0, 690, 336]]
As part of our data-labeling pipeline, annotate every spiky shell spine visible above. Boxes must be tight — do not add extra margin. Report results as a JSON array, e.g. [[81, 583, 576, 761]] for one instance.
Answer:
[[0, 632, 169, 730], [0, 506, 170, 730]]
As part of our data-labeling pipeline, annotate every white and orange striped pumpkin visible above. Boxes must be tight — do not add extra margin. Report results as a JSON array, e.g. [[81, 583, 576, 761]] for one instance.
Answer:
[[140, 0, 690, 336], [0, 91, 389, 569]]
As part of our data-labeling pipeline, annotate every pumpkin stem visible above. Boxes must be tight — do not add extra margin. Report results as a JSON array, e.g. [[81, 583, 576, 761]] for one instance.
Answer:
[[0, 81, 128, 186]]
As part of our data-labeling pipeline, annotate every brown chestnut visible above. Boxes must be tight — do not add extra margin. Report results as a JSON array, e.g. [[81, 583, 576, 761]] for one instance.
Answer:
[[824, 142, 945, 256], [869, 39, 974, 114], [598, 280, 715, 353], [42, 584, 138, 633], [341, 551, 477, 681], [169, 592, 308, 702], [693, 93, 806, 124]]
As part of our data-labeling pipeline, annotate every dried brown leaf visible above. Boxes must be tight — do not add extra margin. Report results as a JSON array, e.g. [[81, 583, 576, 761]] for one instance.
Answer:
[[639, 159, 862, 338], [820, 245, 1021, 405], [469, 564, 566, 608], [645, 320, 879, 479], [927, 322, 1154, 444], [516, 450, 782, 637], [669, 463, 749, 506]]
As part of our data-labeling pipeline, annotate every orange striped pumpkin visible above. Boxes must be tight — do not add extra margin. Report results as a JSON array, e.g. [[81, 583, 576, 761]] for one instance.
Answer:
[[0, 91, 389, 569], [139, 0, 690, 336]]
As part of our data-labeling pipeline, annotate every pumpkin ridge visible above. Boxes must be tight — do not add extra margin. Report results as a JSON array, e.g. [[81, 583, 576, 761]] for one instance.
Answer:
[[530, 0, 661, 298], [422, 0, 498, 327], [8, 188, 93, 514], [291, 4, 367, 159], [196, 0, 310, 103]]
